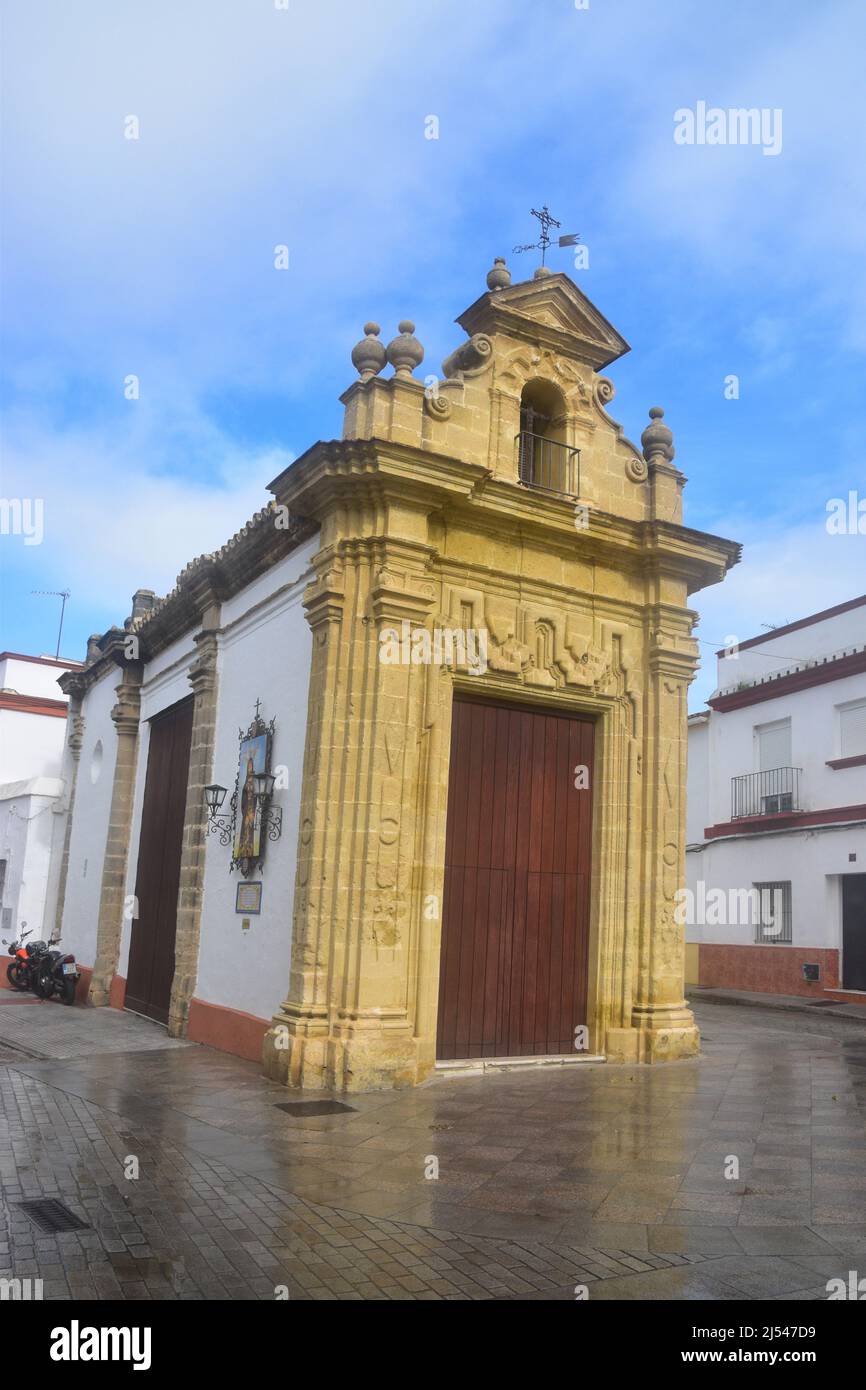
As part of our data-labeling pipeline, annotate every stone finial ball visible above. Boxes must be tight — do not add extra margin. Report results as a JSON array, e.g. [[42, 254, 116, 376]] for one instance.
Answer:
[[351, 322, 386, 381], [641, 406, 675, 462], [487, 257, 512, 291], [533, 265, 553, 279], [386, 321, 424, 377]]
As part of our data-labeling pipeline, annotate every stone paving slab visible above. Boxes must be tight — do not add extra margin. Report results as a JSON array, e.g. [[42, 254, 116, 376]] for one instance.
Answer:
[[0, 992, 188, 1058], [1, 997, 866, 1299]]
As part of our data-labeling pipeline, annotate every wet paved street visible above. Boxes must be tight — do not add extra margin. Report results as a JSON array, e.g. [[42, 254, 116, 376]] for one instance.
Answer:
[[2, 992, 866, 1300]]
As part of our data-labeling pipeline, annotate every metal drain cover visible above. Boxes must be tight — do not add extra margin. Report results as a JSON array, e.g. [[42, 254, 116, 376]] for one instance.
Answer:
[[274, 1100, 356, 1117], [16, 1199, 89, 1234]]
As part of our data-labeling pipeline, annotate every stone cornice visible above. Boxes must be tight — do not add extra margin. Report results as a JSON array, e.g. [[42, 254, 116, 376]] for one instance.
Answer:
[[268, 437, 488, 515], [57, 669, 89, 700], [267, 437, 739, 595]]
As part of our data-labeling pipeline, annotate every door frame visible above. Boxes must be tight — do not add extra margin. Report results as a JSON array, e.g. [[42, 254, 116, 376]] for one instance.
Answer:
[[124, 694, 195, 1023], [436, 675, 622, 1063], [436, 691, 598, 1059], [841, 872, 866, 992]]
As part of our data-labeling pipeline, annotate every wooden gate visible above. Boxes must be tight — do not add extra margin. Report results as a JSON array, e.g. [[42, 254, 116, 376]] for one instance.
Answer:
[[125, 697, 194, 1023], [436, 696, 594, 1060]]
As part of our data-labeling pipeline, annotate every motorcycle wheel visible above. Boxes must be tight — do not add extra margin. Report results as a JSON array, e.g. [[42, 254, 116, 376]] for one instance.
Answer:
[[33, 972, 52, 1000], [61, 977, 77, 1005], [6, 960, 27, 990]]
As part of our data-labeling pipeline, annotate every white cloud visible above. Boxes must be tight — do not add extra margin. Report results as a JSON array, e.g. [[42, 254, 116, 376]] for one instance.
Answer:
[[2, 408, 289, 619]]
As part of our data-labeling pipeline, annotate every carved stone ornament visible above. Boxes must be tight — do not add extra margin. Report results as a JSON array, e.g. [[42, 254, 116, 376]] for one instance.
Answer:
[[441, 333, 495, 382], [423, 386, 452, 420], [626, 455, 649, 482]]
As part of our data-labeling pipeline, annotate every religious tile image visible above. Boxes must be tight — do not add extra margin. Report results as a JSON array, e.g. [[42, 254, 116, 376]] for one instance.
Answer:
[[233, 733, 268, 863]]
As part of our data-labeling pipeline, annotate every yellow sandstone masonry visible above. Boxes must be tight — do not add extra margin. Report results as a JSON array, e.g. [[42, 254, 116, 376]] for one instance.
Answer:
[[258, 263, 740, 1090]]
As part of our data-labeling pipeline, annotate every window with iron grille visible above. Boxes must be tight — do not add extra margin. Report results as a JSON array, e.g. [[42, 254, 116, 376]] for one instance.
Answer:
[[753, 880, 792, 943]]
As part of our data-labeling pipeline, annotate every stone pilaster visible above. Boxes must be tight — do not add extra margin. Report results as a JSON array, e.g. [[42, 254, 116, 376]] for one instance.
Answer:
[[51, 691, 85, 942], [167, 610, 221, 1037], [627, 623, 699, 1062], [88, 660, 142, 1006], [262, 540, 439, 1092]]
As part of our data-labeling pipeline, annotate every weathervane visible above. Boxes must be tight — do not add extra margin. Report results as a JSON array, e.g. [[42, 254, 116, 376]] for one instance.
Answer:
[[513, 206, 579, 267]]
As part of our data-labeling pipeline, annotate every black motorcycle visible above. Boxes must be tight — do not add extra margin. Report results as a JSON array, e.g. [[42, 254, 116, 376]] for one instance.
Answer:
[[32, 940, 80, 1005], [3, 926, 50, 991]]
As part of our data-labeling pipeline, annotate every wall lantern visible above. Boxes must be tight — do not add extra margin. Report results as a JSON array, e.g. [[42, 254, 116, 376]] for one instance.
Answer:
[[204, 783, 227, 815], [203, 700, 282, 876]]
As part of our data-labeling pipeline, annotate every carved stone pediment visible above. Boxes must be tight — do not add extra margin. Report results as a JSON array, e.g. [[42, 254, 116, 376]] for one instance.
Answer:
[[456, 272, 630, 372]]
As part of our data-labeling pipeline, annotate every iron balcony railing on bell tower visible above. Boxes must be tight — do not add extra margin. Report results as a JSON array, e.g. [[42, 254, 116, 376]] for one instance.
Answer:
[[516, 431, 580, 498]]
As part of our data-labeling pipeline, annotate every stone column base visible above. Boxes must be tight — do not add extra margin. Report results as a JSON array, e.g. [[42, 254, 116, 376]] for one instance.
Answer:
[[632, 1001, 700, 1062], [87, 973, 112, 1008], [606, 1003, 700, 1064], [262, 1012, 433, 1093]]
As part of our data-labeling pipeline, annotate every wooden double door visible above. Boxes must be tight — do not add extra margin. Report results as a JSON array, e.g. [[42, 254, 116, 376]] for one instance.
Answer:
[[436, 697, 595, 1060], [126, 697, 194, 1023]]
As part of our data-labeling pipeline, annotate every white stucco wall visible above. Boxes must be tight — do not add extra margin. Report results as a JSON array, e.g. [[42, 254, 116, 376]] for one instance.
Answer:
[[702, 673, 866, 827], [717, 602, 866, 692], [194, 535, 316, 1021], [59, 666, 120, 964], [686, 822, 863, 950], [0, 655, 79, 701], [0, 786, 65, 938], [686, 715, 709, 845], [0, 656, 81, 942], [0, 708, 67, 782]]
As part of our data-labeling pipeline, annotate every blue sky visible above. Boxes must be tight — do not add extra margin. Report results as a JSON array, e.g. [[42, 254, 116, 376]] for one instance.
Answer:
[[1, 0, 864, 708]]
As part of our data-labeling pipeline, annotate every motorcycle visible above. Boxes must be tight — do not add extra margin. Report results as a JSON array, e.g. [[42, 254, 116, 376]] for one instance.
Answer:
[[3, 926, 50, 992], [32, 940, 80, 1005]]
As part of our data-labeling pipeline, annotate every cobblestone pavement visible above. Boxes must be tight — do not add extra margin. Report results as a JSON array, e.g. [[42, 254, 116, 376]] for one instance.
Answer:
[[2, 994, 866, 1300]]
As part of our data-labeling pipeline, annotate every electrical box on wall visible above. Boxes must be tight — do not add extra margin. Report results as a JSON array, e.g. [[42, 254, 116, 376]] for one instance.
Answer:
[[802, 963, 820, 982]]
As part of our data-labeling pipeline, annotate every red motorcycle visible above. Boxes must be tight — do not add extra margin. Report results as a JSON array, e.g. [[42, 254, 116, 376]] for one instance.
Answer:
[[3, 926, 49, 991]]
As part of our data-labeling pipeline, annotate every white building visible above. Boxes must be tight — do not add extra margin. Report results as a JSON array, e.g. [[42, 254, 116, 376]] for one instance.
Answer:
[[0, 652, 84, 942], [686, 595, 866, 1000]]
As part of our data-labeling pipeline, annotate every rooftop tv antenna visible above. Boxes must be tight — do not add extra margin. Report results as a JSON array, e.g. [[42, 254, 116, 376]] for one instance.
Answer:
[[31, 589, 71, 659], [513, 205, 580, 267]]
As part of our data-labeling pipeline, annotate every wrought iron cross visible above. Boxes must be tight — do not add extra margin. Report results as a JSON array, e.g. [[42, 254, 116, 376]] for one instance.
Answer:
[[513, 206, 579, 266]]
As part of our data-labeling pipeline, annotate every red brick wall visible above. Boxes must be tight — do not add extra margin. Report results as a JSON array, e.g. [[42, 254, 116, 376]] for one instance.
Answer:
[[699, 944, 839, 996]]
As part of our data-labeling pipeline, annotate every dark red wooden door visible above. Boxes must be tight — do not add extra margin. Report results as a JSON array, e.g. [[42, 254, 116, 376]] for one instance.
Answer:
[[125, 697, 194, 1024], [436, 697, 594, 1059], [843, 874, 866, 991]]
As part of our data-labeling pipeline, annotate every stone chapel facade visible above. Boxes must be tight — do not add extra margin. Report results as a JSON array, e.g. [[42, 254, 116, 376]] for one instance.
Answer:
[[54, 259, 740, 1091]]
